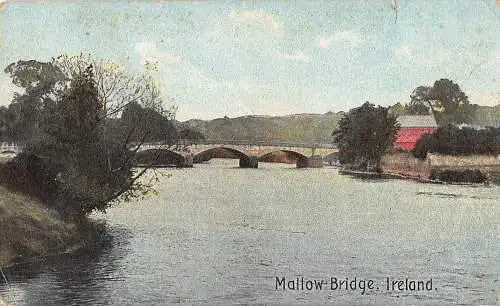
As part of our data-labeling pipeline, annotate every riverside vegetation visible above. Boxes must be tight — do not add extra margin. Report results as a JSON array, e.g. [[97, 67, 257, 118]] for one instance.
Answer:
[[332, 79, 499, 184], [0, 55, 182, 266]]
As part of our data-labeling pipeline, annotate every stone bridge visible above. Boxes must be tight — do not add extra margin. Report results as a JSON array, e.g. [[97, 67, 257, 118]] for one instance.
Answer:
[[134, 140, 338, 168]]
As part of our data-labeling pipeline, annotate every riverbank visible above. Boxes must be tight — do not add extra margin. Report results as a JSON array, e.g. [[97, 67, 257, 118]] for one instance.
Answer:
[[380, 153, 500, 185], [0, 186, 102, 268], [340, 168, 499, 186], [338, 168, 441, 184]]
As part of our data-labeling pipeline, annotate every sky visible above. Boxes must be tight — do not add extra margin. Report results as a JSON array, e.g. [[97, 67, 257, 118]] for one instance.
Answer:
[[0, 0, 499, 121]]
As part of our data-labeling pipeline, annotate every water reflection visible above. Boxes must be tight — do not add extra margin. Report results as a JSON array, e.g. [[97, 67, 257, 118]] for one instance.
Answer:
[[0, 225, 132, 305], [416, 191, 498, 200]]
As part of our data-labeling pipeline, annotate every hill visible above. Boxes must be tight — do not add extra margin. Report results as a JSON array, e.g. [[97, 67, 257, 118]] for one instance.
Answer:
[[474, 104, 500, 127], [177, 112, 344, 144], [176, 105, 500, 144]]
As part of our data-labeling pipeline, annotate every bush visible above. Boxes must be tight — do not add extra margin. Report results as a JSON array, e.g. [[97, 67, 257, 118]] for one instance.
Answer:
[[0, 154, 59, 206], [413, 125, 500, 158], [430, 169, 488, 183]]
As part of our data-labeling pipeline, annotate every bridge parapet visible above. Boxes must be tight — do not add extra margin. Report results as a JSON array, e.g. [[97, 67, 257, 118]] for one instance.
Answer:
[[174, 139, 337, 149]]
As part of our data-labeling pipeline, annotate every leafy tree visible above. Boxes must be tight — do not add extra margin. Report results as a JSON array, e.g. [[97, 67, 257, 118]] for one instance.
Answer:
[[2, 55, 174, 218], [413, 124, 500, 158], [409, 79, 476, 125], [406, 102, 430, 115], [177, 127, 205, 140], [120, 101, 178, 144], [410, 85, 433, 113], [389, 102, 408, 116], [390, 101, 430, 116], [412, 134, 438, 159], [3, 60, 67, 142], [332, 102, 400, 172]]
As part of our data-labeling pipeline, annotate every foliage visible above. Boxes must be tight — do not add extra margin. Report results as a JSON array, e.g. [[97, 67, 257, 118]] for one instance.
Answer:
[[332, 102, 400, 172], [1, 55, 174, 218], [413, 124, 500, 159], [429, 169, 488, 184], [388, 103, 408, 116], [389, 102, 430, 116], [406, 102, 430, 115], [176, 127, 206, 140], [1, 60, 67, 142], [120, 101, 178, 145], [409, 79, 477, 125]]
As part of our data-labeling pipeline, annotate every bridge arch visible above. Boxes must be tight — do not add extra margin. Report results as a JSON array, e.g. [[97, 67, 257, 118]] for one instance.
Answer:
[[259, 149, 308, 163], [193, 146, 258, 168], [135, 149, 193, 167], [193, 146, 250, 162], [323, 151, 340, 165], [259, 149, 315, 168]]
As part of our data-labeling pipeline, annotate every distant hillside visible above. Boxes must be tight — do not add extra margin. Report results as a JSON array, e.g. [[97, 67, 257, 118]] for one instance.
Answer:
[[175, 104, 500, 143], [177, 112, 344, 143], [474, 105, 500, 127]]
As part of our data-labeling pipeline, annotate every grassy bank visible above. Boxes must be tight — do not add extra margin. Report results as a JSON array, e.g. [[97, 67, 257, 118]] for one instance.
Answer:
[[0, 186, 88, 267]]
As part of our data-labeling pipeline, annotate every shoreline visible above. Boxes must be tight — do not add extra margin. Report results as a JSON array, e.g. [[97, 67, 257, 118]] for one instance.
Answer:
[[1, 221, 105, 269], [338, 168, 495, 186], [0, 186, 104, 268]]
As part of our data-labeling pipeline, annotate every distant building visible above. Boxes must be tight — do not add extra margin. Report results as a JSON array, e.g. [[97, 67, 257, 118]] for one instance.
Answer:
[[395, 115, 438, 152]]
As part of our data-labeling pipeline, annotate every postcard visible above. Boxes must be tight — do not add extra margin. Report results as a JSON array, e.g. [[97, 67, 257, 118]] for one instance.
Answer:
[[0, 1, 499, 305]]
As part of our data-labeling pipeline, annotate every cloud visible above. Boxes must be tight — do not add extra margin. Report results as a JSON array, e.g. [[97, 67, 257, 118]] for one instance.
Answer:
[[135, 42, 181, 65], [133, 42, 275, 120], [200, 9, 283, 63], [318, 37, 333, 49], [394, 45, 412, 58], [318, 30, 362, 48], [228, 10, 280, 32], [274, 51, 310, 62]]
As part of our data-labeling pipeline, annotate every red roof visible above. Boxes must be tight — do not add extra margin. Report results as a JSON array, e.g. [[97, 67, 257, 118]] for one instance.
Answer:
[[395, 127, 437, 151]]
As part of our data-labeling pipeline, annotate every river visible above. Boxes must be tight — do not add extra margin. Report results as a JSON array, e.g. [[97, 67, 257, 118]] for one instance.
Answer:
[[1, 159, 499, 305]]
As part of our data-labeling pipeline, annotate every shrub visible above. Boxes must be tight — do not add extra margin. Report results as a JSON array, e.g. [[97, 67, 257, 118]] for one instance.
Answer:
[[430, 169, 488, 183], [413, 125, 500, 158]]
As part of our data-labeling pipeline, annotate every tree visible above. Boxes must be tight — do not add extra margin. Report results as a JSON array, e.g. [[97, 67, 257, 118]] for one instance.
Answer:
[[120, 101, 178, 144], [332, 102, 400, 172], [412, 124, 500, 158], [2, 55, 174, 218], [409, 79, 476, 125], [177, 127, 205, 140], [3, 60, 67, 141], [388, 102, 408, 116], [406, 102, 430, 115], [390, 101, 430, 117], [410, 85, 433, 113]]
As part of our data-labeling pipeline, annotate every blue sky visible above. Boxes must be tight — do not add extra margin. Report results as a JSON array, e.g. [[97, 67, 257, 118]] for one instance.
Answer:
[[0, 0, 498, 120]]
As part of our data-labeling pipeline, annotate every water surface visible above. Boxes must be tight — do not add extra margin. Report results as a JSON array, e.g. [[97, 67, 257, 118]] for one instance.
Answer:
[[1, 159, 499, 305]]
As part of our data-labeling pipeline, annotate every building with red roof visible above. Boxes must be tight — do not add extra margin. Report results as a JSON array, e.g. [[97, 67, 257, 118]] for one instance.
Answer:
[[395, 115, 438, 151]]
